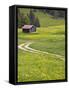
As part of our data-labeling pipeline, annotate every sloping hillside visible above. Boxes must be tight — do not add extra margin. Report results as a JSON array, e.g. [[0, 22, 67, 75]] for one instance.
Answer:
[[19, 8, 65, 27]]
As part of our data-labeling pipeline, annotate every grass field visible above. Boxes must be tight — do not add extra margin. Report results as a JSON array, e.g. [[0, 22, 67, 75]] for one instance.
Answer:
[[18, 8, 65, 82], [18, 25, 65, 82]]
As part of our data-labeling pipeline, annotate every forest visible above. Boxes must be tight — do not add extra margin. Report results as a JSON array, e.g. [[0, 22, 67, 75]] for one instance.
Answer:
[[18, 8, 65, 28]]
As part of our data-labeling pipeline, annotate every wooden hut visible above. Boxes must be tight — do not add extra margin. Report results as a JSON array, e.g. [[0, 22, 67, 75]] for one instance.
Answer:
[[22, 25, 36, 33]]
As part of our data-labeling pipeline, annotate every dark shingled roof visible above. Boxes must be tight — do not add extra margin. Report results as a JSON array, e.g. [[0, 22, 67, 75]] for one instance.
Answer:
[[22, 25, 33, 29]]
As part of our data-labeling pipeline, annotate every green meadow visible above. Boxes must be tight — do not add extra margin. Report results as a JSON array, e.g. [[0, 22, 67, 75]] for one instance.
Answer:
[[18, 9, 65, 82]]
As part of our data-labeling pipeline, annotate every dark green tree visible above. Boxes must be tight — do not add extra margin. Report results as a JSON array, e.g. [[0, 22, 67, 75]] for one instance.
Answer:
[[34, 17, 40, 27], [24, 15, 30, 24], [18, 9, 25, 27], [29, 9, 35, 24], [46, 10, 65, 19]]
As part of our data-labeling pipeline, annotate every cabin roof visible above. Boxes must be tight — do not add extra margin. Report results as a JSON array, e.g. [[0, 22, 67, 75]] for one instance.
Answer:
[[22, 25, 34, 29]]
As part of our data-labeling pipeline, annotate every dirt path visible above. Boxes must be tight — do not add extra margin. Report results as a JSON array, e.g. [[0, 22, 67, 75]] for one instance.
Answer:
[[18, 42, 64, 60]]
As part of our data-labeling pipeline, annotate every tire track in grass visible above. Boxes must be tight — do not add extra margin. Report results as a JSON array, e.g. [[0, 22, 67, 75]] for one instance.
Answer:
[[18, 42, 64, 60]]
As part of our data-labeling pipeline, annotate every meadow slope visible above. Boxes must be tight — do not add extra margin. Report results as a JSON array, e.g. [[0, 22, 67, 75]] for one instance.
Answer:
[[18, 25, 65, 82]]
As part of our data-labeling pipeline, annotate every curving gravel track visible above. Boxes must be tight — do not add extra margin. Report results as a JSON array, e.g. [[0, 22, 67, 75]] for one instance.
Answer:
[[18, 42, 64, 60]]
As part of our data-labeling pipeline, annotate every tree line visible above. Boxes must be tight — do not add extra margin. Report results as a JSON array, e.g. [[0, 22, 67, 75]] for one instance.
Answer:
[[41, 9, 65, 19], [18, 9, 65, 28], [18, 9, 40, 28]]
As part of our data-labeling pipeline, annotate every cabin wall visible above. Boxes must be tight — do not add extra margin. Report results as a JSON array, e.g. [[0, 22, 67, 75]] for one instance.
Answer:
[[23, 29, 29, 33], [30, 27, 36, 32]]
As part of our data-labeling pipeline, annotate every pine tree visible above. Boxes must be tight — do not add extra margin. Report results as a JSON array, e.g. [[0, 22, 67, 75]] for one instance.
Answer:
[[34, 17, 40, 27], [29, 10, 35, 24], [24, 15, 30, 24], [18, 9, 25, 27]]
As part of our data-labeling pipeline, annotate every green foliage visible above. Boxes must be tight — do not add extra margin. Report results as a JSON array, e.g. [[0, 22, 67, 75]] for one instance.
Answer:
[[18, 8, 65, 27], [29, 9, 35, 24], [28, 9, 40, 27], [18, 8, 40, 27], [18, 8, 65, 28], [35, 11, 64, 27], [24, 15, 30, 24], [18, 9, 25, 27], [46, 10, 65, 18], [34, 17, 40, 27]]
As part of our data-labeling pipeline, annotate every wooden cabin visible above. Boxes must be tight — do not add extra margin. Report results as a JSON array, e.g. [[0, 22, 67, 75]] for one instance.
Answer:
[[22, 25, 36, 33]]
